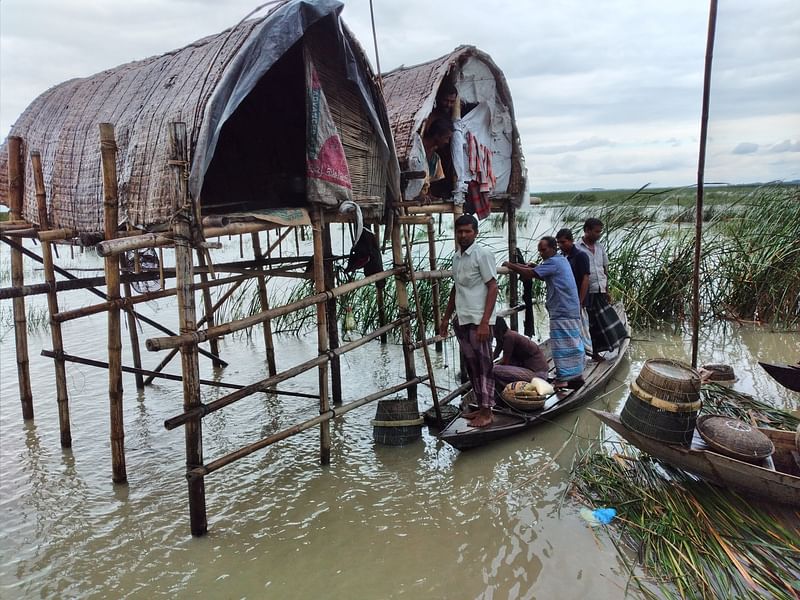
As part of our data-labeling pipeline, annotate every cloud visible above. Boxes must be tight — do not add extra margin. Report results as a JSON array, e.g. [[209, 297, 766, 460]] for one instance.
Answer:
[[732, 142, 759, 155], [528, 136, 613, 155], [767, 140, 800, 153]]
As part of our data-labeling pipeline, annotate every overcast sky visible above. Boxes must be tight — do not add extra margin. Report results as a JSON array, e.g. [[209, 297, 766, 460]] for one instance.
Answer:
[[1, 0, 798, 191]]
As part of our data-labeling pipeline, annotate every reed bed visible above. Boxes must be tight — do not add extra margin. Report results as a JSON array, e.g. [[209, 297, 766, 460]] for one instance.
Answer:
[[570, 387, 800, 599]]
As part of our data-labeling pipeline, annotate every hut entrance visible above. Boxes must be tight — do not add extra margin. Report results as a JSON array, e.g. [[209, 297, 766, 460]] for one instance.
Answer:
[[201, 42, 306, 213]]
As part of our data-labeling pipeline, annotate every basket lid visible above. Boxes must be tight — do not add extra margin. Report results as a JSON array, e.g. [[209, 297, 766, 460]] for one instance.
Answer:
[[697, 415, 774, 462]]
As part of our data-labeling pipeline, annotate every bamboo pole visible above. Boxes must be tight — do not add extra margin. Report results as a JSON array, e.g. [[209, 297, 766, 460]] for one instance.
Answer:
[[426, 219, 442, 351], [251, 232, 277, 376], [691, 0, 718, 369], [40, 349, 238, 390], [311, 207, 331, 465], [507, 205, 519, 332], [391, 215, 417, 402], [7, 136, 33, 419], [195, 250, 223, 369], [30, 151, 73, 446], [123, 282, 145, 389], [164, 315, 408, 430], [188, 376, 427, 479], [401, 222, 441, 424], [146, 267, 403, 351], [373, 224, 387, 344], [322, 223, 342, 406], [144, 276, 246, 385], [53, 274, 248, 323], [38, 227, 79, 242], [99, 123, 126, 483], [168, 122, 207, 536]]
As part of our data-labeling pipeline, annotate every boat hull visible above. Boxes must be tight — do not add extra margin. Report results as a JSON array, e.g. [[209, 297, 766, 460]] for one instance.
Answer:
[[439, 304, 630, 451], [759, 361, 800, 393], [590, 409, 800, 507]]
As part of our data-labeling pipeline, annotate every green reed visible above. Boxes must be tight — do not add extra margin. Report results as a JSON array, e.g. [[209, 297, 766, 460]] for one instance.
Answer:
[[570, 386, 799, 599]]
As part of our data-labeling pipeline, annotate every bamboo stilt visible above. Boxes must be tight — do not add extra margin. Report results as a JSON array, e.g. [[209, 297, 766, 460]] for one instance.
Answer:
[[322, 223, 342, 406], [373, 224, 387, 344], [195, 250, 223, 369], [401, 222, 442, 424], [123, 282, 145, 389], [99, 123, 126, 483], [30, 151, 72, 446], [311, 207, 331, 465], [426, 220, 442, 351], [250, 232, 277, 376], [7, 136, 33, 419], [391, 215, 417, 402], [507, 205, 519, 332], [168, 122, 207, 536]]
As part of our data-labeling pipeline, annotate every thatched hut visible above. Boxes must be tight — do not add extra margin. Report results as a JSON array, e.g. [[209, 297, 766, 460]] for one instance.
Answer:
[[382, 45, 526, 210], [0, 0, 399, 233]]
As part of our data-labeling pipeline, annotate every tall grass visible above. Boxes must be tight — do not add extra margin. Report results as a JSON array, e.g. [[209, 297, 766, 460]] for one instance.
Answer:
[[570, 386, 800, 599]]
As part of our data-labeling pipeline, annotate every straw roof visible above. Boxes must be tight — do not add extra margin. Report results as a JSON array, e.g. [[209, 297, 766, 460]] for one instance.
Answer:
[[0, 0, 398, 233], [382, 45, 525, 198]]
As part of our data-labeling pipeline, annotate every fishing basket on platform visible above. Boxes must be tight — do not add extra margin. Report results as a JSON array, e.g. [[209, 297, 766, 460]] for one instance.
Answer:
[[620, 359, 702, 445], [696, 414, 774, 463], [372, 398, 424, 446]]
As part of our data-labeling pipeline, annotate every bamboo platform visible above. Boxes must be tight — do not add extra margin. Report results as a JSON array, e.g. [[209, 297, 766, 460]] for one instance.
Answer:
[[1, 123, 523, 536]]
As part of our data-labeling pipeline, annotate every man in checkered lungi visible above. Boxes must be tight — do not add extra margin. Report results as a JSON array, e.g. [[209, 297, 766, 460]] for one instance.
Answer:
[[579, 218, 628, 361], [440, 214, 498, 428]]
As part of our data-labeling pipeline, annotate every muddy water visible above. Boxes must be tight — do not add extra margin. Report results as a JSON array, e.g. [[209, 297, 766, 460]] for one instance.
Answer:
[[1, 236, 798, 599]]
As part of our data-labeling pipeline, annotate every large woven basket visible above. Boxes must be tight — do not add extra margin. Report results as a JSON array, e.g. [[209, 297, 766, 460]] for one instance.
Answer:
[[696, 414, 774, 463], [636, 359, 701, 404]]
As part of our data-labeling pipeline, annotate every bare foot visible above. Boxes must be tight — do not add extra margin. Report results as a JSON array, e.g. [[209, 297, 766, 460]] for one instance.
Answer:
[[591, 353, 606, 363], [467, 408, 493, 428], [462, 410, 481, 420]]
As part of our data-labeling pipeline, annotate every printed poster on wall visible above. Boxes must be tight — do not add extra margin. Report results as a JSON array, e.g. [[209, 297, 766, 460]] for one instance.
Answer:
[[304, 46, 352, 206]]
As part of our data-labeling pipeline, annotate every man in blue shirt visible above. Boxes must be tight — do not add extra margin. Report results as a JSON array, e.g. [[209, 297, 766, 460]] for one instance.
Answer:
[[504, 236, 585, 389]]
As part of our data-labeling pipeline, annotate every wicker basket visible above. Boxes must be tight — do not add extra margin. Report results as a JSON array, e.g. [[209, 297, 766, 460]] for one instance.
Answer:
[[620, 378, 701, 446], [696, 414, 774, 462], [635, 359, 701, 404], [504, 390, 547, 412]]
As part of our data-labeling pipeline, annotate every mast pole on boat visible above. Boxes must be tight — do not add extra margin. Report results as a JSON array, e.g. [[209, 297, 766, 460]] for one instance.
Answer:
[[691, 0, 718, 368]]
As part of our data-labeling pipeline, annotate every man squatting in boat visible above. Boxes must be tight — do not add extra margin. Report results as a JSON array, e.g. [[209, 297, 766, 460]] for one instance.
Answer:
[[440, 214, 498, 428]]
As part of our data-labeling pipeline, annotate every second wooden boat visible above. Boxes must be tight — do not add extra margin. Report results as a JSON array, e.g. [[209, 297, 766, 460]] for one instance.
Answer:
[[590, 409, 800, 507], [759, 361, 800, 393]]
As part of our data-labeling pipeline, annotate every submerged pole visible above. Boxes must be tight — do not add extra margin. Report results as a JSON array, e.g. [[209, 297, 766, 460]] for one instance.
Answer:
[[7, 136, 34, 419], [691, 0, 718, 368], [99, 123, 127, 483], [507, 205, 519, 332], [168, 122, 207, 536], [322, 222, 342, 405], [31, 151, 72, 447], [251, 232, 277, 376]]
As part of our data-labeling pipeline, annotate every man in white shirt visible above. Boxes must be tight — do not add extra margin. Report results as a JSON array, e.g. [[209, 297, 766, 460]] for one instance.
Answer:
[[440, 214, 498, 427], [578, 218, 628, 360]]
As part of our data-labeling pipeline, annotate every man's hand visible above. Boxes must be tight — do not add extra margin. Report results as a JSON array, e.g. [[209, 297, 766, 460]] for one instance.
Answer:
[[477, 321, 490, 341], [439, 319, 450, 338]]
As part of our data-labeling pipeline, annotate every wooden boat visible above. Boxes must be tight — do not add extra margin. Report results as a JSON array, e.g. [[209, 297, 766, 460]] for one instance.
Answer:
[[759, 361, 800, 393], [438, 304, 630, 450], [590, 409, 800, 507]]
